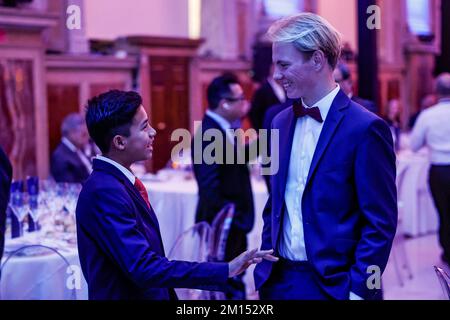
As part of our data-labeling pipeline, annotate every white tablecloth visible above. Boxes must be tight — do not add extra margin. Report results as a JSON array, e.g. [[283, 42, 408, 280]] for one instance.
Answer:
[[1, 234, 88, 300], [397, 150, 439, 237]]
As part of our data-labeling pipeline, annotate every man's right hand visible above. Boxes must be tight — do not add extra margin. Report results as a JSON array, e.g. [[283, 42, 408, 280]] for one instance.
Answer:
[[228, 248, 278, 278]]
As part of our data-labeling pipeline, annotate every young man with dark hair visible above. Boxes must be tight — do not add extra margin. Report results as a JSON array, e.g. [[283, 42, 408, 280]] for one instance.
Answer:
[[77, 90, 276, 300]]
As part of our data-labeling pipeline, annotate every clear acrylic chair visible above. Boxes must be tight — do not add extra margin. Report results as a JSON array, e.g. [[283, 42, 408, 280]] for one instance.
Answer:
[[207, 203, 235, 300], [0, 244, 77, 300], [167, 221, 211, 299], [391, 162, 413, 286], [208, 203, 235, 263], [433, 266, 450, 300]]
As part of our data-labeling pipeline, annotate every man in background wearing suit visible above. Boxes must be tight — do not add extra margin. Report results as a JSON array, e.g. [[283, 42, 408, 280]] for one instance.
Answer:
[[77, 90, 276, 300], [192, 74, 255, 299], [254, 13, 397, 300], [50, 113, 92, 183], [333, 62, 378, 114], [249, 64, 286, 131], [0, 146, 12, 261]]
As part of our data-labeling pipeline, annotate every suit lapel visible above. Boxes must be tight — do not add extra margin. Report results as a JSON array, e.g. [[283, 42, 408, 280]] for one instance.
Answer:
[[123, 180, 161, 230], [305, 90, 350, 186], [92, 159, 161, 231], [277, 107, 297, 198]]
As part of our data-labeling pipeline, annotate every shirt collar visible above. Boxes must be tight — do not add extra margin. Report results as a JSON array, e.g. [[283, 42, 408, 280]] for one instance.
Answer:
[[62, 137, 77, 153], [96, 155, 136, 184], [302, 84, 340, 123], [205, 109, 231, 131]]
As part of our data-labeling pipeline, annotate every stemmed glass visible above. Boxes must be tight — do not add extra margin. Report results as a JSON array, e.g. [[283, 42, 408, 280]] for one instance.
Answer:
[[8, 189, 30, 237], [27, 176, 40, 232]]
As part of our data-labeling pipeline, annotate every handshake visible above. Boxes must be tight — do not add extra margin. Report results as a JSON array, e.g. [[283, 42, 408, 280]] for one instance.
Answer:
[[228, 249, 278, 278]]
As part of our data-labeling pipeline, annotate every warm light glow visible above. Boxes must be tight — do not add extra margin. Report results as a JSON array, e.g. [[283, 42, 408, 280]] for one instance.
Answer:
[[189, 0, 201, 39], [406, 0, 432, 36]]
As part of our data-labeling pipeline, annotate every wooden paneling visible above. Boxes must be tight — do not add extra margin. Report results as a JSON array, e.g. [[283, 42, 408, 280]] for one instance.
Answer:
[[149, 56, 190, 172], [89, 82, 126, 99], [47, 84, 80, 154], [0, 59, 37, 179]]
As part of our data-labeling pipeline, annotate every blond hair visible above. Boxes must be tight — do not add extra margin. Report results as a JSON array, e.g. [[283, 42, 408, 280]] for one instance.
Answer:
[[268, 13, 342, 69]]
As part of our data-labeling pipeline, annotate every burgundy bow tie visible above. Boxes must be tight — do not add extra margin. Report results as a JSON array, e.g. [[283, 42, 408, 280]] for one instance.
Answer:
[[293, 100, 323, 123]]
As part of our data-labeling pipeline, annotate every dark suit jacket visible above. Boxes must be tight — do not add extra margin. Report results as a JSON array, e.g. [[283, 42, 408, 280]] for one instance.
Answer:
[[254, 90, 397, 300], [50, 142, 90, 183], [76, 159, 228, 300], [249, 81, 283, 131], [0, 147, 12, 261], [192, 114, 254, 233], [352, 96, 377, 114]]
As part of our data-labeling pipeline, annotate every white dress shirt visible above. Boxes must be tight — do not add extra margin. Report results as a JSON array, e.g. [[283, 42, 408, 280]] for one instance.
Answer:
[[410, 99, 450, 165], [278, 85, 340, 261], [96, 155, 136, 184], [205, 110, 235, 144], [62, 137, 93, 174]]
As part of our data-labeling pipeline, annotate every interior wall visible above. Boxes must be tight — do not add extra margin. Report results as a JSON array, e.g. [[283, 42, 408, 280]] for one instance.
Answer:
[[83, 0, 189, 40], [317, 0, 357, 51]]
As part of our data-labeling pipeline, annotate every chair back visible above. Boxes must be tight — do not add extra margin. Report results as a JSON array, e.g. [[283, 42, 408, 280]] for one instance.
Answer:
[[208, 203, 235, 262], [0, 245, 77, 300], [434, 266, 450, 300], [167, 221, 211, 262], [166, 222, 212, 300]]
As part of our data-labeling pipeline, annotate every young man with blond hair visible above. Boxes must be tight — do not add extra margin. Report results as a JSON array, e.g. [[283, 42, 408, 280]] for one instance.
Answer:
[[254, 13, 397, 300]]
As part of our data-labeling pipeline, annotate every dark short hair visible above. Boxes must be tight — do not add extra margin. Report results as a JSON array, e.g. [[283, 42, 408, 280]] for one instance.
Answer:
[[85, 90, 142, 154], [207, 73, 240, 110], [336, 63, 351, 81]]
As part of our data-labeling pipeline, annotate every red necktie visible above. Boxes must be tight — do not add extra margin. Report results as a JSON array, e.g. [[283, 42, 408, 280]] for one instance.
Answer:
[[293, 100, 323, 123], [134, 177, 151, 208]]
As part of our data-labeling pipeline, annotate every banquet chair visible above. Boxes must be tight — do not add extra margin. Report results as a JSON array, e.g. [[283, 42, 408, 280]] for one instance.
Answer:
[[166, 221, 212, 300], [206, 203, 235, 300], [208, 203, 235, 263], [0, 245, 77, 300], [433, 266, 450, 300], [391, 163, 413, 286]]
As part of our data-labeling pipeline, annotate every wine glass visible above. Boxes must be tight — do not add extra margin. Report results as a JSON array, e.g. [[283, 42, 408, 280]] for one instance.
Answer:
[[9, 191, 30, 237]]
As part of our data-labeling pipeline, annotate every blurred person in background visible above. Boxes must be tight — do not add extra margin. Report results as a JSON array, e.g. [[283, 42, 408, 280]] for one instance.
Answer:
[[384, 99, 402, 151], [333, 62, 378, 114], [249, 64, 286, 131], [50, 113, 92, 183], [410, 73, 450, 267], [0, 146, 12, 261], [408, 94, 437, 130], [192, 73, 254, 299]]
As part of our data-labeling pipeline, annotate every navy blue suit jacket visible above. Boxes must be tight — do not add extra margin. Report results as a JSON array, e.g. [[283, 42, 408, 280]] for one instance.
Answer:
[[76, 159, 228, 300], [192, 114, 254, 233], [254, 90, 397, 300], [0, 147, 12, 261], [50, 142, 90, 184]]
